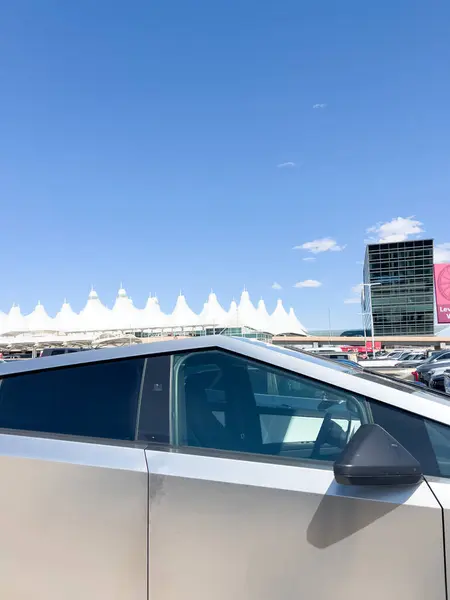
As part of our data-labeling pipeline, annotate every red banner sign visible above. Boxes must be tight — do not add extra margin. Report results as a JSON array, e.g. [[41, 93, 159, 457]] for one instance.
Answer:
[[341, 342, 381, 353], [434, 264, 450, 324]]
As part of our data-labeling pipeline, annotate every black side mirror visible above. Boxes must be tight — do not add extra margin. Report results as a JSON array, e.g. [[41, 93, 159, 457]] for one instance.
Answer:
[[334, 424, 422, 486]]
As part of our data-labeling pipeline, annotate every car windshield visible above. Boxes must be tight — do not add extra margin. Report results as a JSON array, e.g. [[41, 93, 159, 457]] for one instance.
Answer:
[[389, 352, 403, 358]]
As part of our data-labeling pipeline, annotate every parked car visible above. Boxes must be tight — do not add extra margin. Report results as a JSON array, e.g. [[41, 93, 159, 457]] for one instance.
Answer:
[[1, 335, 450, 600], [394, 351, 428, 368], [414, 349, 450, 385], [445, 371, 450, 395], [429, 371, 448, 393], [360, 349, 427, 368]]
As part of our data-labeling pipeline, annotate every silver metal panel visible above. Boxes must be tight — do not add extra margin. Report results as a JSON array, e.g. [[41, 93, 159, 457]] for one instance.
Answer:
[[425, 477, 450, 593], [0, 433, 148, 600], [146, 449, 445, 600], [1, 335, 450, 424]]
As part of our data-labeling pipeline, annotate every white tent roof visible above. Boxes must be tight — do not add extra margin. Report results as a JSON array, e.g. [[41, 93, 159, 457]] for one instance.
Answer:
[[3, 305, 29, 334], [270, 299, 292, 335], [110, 287, 140, 329], [169, 294, 198, 327], [199, 292, 228, 326], [255, 299, 271, 332], [0, 288, 308, 339], [26, 301, 57, 332], [237, 290, 258, 329], [287, 307, 308, 335], [225, 300, 239, 327], [139, 295, 168, 329], [78, 289, 112, 331], [54, 301, 80, 332]]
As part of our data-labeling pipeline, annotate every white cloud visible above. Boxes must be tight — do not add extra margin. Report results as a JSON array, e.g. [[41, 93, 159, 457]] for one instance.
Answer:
[[303, 257, 316, 262], [367, 216, 424, 243], [277, 161, 296, 168], [294, 279, 322, 288], [435, 243, 450, 263], [313, 103, 327, 109], [293, 237, 346, 254], [343, 283, 364, 305], [272, 282, 282, 290]]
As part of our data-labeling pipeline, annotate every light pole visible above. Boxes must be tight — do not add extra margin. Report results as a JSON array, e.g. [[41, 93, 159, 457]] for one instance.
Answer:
[[361, 282, 381, 358], [357, 312, 368, 356]]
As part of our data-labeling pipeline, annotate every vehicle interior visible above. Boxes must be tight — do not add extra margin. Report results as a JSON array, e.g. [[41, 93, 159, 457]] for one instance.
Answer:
[[176, 351, 369, 462]]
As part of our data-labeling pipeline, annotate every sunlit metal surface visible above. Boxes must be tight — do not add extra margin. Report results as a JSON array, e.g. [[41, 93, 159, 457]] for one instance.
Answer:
[[0, 433, 148, 599], [146, 449, 445, 600]]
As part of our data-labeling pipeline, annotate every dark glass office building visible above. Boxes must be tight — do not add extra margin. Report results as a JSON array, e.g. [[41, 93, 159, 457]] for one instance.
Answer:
[[363, 239, 434, 336]]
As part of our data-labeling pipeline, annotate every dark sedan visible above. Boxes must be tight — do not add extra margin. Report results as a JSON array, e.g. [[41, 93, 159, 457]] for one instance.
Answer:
[[430, 369, 450, 395], [414, 350, 450, 386]]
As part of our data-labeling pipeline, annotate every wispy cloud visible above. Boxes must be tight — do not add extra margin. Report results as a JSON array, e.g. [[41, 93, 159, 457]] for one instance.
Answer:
[[294, 279, 322, 288], [303, 257, 316, 262], [435, 243, 450, 263], [313, 103, 327, 109], [293, 237, 346, 254], [366, 216, 424, 244], [272, 282, 282, 290], [277, 161, 296, 168], [352, 283, 363, 294], [344, 283, 363, 305]]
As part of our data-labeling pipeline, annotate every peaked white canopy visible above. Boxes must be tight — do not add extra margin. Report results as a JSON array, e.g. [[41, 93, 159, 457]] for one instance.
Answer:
[[199, 292, 228, 326], [3, 305, 29, 335], [1, 288, 309, 337], [111, 287, 140, 329], [270, 299, 292, 335], [287, 307, 307, 335], [79, 289, 112, 331], [237, 290, 258, 329], [139, 295, 167, 329], [255, 299, 271, 332], [26, 302, 57, 332], [169, 294, 198, 327], [54, 301, 80, 332], [225, 300, 239, 327]]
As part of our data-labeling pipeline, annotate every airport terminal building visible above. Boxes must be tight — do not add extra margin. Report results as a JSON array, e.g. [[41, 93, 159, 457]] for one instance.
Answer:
[[363, 239, 435, 336]]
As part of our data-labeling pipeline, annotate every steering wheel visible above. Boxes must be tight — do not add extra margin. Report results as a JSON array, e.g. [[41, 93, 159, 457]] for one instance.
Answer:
[[311, 413, 348, 460], [311, 412, 333, 460]]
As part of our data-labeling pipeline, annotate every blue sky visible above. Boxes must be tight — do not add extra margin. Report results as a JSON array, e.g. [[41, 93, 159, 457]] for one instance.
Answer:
[[1, 0, 450, 328]]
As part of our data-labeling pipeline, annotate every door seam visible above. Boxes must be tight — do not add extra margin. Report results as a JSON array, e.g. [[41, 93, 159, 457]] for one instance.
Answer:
[[425, 476, 448, 600], [144, 449, 150, 600]]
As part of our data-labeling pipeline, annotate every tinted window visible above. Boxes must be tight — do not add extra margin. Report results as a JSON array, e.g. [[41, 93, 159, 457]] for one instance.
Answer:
[[0, 359, 144, 440], [173, 350, 369, 463], [367, 399, 450, 480]]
